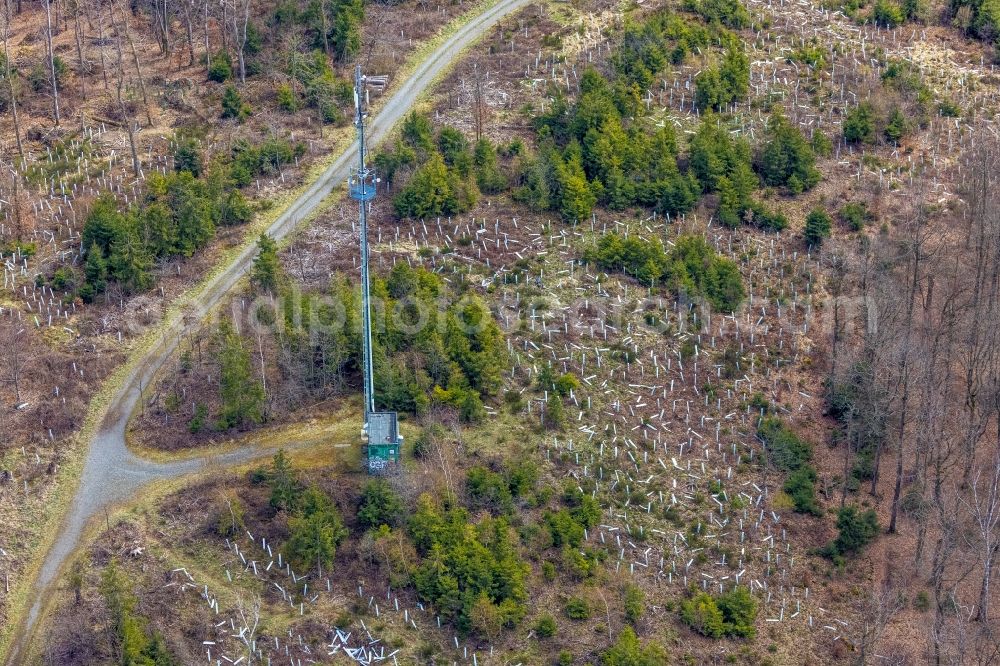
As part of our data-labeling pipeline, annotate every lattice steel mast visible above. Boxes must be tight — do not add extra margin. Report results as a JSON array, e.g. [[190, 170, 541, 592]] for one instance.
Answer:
[[349, 65, 400, 474], [352, 64, 376, 421]]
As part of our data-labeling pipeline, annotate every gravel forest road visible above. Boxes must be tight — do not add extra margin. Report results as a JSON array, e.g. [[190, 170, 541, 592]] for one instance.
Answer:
[[4, 0, 531, 659]]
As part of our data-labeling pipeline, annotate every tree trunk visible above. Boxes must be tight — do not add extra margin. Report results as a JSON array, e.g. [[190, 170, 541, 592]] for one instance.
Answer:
[[5, 328, 21, 401], [159, 0, 170, 54], [117, 2, 154, 126], [110, 3, 141, 175], [236, 12, 245, 84], [974, 436, 1000, 622], [1, 0, 24, 160], [184, 0, 195, 66], [73, 0, 87, 100], [841, 416, 854, 508], [220, 0, 227, 51], [979, 538, 998, 622], [11, 168, 23, 238], [888, 373, 909, 532], [321, 0, 329, 55], [88, 0, 110, 91], [204, 0, 211, 69], [474, 63, 484, 141], [890, 228, 922, 533], [228, 0, 249, 84], [45, 0, 61, 125]]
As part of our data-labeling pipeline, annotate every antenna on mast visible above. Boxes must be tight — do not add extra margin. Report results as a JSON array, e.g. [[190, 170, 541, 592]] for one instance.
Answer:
[[348, 64, 401, 475]]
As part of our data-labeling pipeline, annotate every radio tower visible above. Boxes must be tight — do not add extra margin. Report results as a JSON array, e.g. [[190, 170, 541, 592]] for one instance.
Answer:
[[348, 64, 401, 474]]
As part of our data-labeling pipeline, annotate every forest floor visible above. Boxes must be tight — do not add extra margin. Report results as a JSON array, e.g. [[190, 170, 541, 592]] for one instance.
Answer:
[[10, 0, 1000, 660], [118, 0, 1000, 662], [0, 3, 532, 656]]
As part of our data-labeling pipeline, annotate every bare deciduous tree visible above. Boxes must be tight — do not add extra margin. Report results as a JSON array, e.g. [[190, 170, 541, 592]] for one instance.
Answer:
[[890, 200, 937, 533], [227, 0, 251, 84], [44, 0, 60, 124], [115, 0, 154, 126], [963, 449, 1000, 622], [851, 581, 905, 665], [235, 592, 261, 664], [69, 0, 88, 101], [2, 165, 30, 239], [0, 319, 26, 404], [179, 0, 197, 66], [1, 0, 23, 159], [108, 1, 142, 175], [203, 0, 211, 70]]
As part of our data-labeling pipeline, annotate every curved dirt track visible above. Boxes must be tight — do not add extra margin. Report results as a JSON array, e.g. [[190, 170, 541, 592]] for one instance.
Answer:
[[3, 0, 531, 660]]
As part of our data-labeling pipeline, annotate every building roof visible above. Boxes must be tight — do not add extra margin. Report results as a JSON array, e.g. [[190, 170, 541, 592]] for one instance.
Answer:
[[367, 411, 399, 446]]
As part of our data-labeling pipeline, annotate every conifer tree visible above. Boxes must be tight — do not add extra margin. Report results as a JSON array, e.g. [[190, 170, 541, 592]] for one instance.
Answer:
[[602, 627, 667, 666], [394, 152, 452, 219], [81, 243, 108, 302], [844, 103, 877, 144], [473, 139, 507, 194], [108, 228, 154, 294], [545, 395, 566, 430], [884, 107, 909, 143], [557, 142, 596, 221], [759, 112, 820, 192], [217, 320, 265, 429], [251, 234, 280, 292], [286, 486, 347, 574], [804, 208, 832, 247], [269, 449, 301, 510], [221, 84, 250, 121]]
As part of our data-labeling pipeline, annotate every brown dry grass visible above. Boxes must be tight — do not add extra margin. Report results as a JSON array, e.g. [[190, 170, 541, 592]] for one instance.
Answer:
[[0, 0, 470, 648], [23, 0, 1000, 662]]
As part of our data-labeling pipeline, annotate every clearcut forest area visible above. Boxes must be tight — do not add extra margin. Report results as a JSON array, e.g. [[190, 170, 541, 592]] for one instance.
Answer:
[[1, 0, 1000, 662]]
